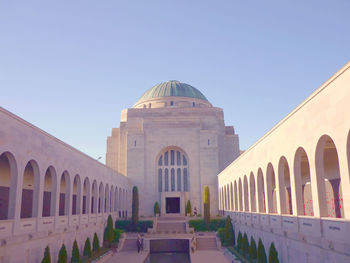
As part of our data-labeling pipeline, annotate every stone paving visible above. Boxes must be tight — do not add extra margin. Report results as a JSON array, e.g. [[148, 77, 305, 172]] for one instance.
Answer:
[[104, 250, 148, 263]]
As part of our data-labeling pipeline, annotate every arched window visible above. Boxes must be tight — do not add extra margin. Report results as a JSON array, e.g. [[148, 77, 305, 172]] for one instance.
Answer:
[[157, 147, 189, 192]]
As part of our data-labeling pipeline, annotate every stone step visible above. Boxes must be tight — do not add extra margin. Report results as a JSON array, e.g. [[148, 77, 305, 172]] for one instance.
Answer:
[[121, 238, 138, 251], [156, 222, 186, 233], [196, 237, 218, 250]]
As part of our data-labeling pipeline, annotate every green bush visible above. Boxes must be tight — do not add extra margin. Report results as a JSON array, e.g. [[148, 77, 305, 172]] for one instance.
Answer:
[[57, 244, 67, 263], [41, 246, 51, 263], [113, 229, 124, 243], [115, 220, 153, 232], [204, 186, 210, 224], [257, 238, 267, 263], [269, 242, 279, 263], [71, 240, 81, 263], [249, 236, 257, 260], [154, 202, 160, 215], [132, 186, 139, 225], [217, 228, 225, 244], [92, 233, 100, 252], [223, 216, 234, 246], [188, 219, 225, 232], [242, 233, 249, 257], [237, 232, 242, 251], [83, 238, 92, 259], [186, 200, 192, 215], [104, 215, 114, 246]]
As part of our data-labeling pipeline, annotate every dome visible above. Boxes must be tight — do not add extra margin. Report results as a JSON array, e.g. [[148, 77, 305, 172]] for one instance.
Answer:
[[136, 80, 208, 104]]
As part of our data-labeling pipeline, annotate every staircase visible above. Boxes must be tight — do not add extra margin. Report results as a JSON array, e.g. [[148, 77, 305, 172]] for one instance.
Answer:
[[121, 238, 138, 251], [196, 237, 218, 250], [156, 222, 186, 233]]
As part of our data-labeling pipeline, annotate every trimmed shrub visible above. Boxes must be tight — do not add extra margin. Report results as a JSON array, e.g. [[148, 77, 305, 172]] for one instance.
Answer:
[[41, 246, 51, 263], [57, 244, 67, 263], [242, 233, 249, 257], [188, 219, 225, 232], [249, 236, 257, 260], [204, 186, 210, 224], [223, 216, 234, 246], [83, 238, 92, 259], [237, 232, 243, 251], [115, 220, 153, 232], [132, 186, 139, 225], [186, 200, 192, 216], [154, 202, 160, 215], [104, 215, 114, 247], [92, 233, 100, 252], [257, 238, 267, 263], [113, 229, 124, 243], [217, 228, 225, 244], [71, 240, 81, 263], [269, 242, 279, 263]]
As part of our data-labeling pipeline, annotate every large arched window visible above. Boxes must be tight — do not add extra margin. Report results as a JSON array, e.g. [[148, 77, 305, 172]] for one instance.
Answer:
[[157, 148, 189, 192]]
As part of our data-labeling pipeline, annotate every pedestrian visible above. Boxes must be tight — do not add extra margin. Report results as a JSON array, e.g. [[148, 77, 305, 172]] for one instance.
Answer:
[[136, 234, 141, 253], [194, 207, 197, 216], [141, 234, 144, 251]]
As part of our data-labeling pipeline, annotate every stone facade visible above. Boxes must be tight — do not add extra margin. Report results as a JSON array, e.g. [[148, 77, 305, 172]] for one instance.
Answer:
[[106, 83, 240, 216]]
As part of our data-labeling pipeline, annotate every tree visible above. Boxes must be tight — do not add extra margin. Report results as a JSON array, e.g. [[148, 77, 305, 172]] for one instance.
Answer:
[[132, 186, 139, 225], [154, 202, 160, 216], [249, 236, 257, 260], [71, 240, 81, 263], [186, 200, 192, 216], [41, 246, 51, 263], [242, 233, 249, 257], [257, 238, 267, 263], [93, 233, 100, 252], [204, 186, 210, 224], [104, 215, 114, 246], [223, 216, 234, 246], [83, 238, 92, 259], [57, 244, 67, 263], [237, 232, 243, 251], [269, 242, 279, 263]]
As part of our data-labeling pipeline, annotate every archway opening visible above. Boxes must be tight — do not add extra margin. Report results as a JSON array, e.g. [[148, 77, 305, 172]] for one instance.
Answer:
[[72, 175, 81, 215], [43, 167, 56, 217], [249, 172, 256, 212], [234, 181, 238, 211], [82, 178, 90, 214], [21, 160, 39, 218], [230, 183, 234, 211], [243, 176, 249, 211], [59, 171, 70, 216], [266, 163, 277, 213], [278, 157, 292, 215], [257, 168, 266, 213], [238, 178, 243, 211], [99, 183, 104, 213], [91, 180, 97, 213]]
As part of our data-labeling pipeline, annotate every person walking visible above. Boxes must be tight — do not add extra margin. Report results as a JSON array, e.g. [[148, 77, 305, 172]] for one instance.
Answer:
[[194, 207, 197, 216], [136, 234, 141, 253]]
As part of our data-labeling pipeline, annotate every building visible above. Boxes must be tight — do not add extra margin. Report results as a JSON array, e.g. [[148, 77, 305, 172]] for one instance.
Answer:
[[106, 80, 240, 216], [218, 62, 350, 262]]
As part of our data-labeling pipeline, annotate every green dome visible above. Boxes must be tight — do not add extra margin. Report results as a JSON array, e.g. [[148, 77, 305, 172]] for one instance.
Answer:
[[136, 80, 208, 104]]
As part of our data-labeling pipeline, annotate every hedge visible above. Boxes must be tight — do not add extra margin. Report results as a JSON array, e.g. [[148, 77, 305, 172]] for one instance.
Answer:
[[115, 220, 153, 232], [188, 218, 225, 231]]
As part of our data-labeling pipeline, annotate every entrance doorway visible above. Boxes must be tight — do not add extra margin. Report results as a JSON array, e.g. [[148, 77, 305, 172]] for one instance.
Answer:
[[166, 197, 180, 213]]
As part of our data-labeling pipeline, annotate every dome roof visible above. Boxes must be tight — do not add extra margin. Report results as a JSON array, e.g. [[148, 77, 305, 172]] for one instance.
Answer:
[[136, 80, 208, 104]]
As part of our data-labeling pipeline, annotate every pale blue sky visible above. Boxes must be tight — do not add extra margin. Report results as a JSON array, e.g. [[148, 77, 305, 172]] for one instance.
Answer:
[[1, 1, 349, 162]]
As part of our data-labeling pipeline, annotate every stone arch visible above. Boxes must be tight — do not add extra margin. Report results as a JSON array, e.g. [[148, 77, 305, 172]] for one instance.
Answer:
[[249, 172, 256, 212], [294, 147, 313, 216], [21, 160, 40, 218], [238, 178, 243, 211], [315, 135, 344, 218], [42, 166, 57, 217], [278, 156, 293, 214], [114, 186, 118, 212], [257, 168, 266, 213], [234, 181, 238, 211], [59, 171, 71, 216], [243, 175, 249, 211], [0, 151, 18, 220], [72, 174, 81, 215], [105, 184, 109, 213], [98, 182, 104, 213], [110, 186, 114, 213], [91, 180, 98, 213], [82, 177, 90, 214], [119, 188, 122, 217], [266, 163, 277, 213]]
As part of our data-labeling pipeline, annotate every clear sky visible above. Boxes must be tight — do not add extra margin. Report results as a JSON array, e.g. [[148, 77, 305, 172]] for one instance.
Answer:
[[1, 0, 349, 162]]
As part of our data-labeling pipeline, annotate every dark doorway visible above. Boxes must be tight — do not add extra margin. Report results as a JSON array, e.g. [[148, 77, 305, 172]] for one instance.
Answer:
[[166, 197, 180, 213]]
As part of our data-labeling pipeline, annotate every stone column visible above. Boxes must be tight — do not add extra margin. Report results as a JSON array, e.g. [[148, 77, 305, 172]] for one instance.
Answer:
[[329, 178, 341, 218], [12, 161, 24, 235]]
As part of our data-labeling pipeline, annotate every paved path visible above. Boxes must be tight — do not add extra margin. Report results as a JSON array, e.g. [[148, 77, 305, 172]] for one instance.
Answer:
[[191, 250, 232, 263], [104, 251, 148, 263]]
